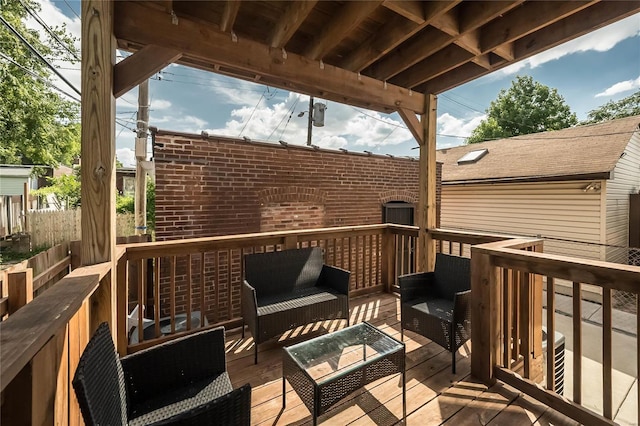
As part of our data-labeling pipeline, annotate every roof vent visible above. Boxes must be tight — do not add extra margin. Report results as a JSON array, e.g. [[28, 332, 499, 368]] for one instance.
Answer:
[[457, 148, 488, 165]]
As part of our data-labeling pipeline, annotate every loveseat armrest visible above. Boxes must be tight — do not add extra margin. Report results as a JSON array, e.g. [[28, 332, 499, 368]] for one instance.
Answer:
[[318, 264, 351, 295], [398, 272, 437, 304], [241, 280, 258, 322], [121, 326, 227, 407]]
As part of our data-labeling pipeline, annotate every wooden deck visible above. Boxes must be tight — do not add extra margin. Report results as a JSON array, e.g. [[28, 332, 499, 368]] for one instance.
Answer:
[[223, 292, 578, 425]]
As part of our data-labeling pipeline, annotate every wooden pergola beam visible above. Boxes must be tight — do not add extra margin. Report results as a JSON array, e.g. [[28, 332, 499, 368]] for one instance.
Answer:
[[269, 0, 317, 48], [480, 1, 597, 53], [391, 44, 474, 89], [341, 1, 457, 72], [113, 45, 182, 98], [114, 1, 424, 114], [303, 1, 382, 61], [382, 0, 425, 24], [514, 1, 640, 60], [397, 108, 423, 145], [365, 0, 520, 81], [220, 0, 241, 33]]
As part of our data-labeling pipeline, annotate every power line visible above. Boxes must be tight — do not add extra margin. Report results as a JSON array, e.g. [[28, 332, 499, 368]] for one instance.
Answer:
[[62, 0, 81, 20], [238, 89, 267, 137], [0, 52, 81, 102], [0, 14, 81, 96], [267, 94, 301, 141], [18, 0, 80, 61]]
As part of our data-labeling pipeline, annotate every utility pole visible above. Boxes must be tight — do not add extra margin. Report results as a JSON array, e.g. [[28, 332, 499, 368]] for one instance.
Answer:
[[306, 96, 313, 145], [135, 80, 149, 235]]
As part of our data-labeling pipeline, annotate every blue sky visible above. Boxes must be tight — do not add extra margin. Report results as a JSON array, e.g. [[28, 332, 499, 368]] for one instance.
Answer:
[[34, 2, 640, 166]]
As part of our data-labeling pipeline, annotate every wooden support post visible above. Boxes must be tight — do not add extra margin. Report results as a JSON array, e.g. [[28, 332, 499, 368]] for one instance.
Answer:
[[23, 182, 29, 233], [81, 0, 117, 333], [380, 229, 396, 292], [417, 94, 437, 272], [8, 268, 33, 314], [470, 248, 501, 384]]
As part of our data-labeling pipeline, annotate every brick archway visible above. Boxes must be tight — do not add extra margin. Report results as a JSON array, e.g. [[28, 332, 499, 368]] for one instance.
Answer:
[[257, 187, 327, 232]]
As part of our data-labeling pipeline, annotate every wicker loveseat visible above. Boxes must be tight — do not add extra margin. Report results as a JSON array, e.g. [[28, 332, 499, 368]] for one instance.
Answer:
[[399, 253, 471, 373], [242, 247, 351, 363], [73, 323, 251, 425]]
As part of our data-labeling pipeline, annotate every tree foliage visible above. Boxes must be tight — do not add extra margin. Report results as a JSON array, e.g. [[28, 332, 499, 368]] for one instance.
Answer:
[[467, 76, 578, 144], [0, 0, 80, 166], [32, 168, 81, 210], [582, 91, 640, 124]]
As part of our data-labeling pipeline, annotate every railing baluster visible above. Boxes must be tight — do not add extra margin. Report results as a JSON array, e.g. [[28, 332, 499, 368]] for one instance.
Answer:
[[154, 257, 160, 338], [356, 236, 361, 290], [522, 271, 531, 379], [214, 251, 220, 324], [170, 256, 176, 334], [200, 252, 205, 327], [573, 281, 582, 404], [137, 258, 144, 343], [503, 268, 512, 369], [186, 254, 192, 330], [637, 292, 639, 426], [227, 249, 232, 320], [602, 287, 612, 419], [512, 269, 520, 361], [546, 277, 555, 392]]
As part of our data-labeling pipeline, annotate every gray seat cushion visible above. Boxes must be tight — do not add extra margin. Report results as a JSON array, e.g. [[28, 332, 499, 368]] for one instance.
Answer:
[[257, 287, 341, 316], [407, 297, 454, 322], [129, 373, 233, 425]]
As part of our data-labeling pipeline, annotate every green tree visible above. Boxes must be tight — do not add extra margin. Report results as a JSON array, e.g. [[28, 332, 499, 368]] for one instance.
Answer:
[[467, 76, 578, 144], [0, 0, 80, 166], [582, 91, 640, 124], [32, 168, 81, 209]]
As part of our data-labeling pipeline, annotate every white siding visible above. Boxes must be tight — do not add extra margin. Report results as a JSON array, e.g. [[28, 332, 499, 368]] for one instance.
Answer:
[[440, 180, 603, 260], [605, 133, 640, 262]]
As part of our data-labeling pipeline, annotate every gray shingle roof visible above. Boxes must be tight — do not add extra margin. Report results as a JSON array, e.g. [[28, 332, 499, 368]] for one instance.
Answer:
[[436, 115, 640, 184]]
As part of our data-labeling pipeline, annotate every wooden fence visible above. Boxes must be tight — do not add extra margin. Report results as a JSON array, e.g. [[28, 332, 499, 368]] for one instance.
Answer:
[[27, 210, 135, 248]]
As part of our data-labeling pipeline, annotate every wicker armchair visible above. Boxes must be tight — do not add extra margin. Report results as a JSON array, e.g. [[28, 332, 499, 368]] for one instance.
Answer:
[[73, 323, 251, 426], [399, 253, 471, 373]]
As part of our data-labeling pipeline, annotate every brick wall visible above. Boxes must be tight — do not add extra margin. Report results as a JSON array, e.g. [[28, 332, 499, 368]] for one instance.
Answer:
[[150, 131, 441, 323], [153, 132, 441, 240]]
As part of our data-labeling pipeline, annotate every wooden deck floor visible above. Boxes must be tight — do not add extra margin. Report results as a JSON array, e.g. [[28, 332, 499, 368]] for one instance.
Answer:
[[224, 292, 578, 425]]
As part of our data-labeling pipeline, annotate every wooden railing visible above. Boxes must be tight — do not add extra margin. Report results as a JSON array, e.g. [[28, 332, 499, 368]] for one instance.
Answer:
[[471, 239, 640, 426], [0, 252, 117, 425], [3, 224, 637, 425], [120, 225, 399, 353], [0, 243, 72, 319]]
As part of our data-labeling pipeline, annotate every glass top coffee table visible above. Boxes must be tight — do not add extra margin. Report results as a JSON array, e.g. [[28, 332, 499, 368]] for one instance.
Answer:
[[282, 322, 406, 425]]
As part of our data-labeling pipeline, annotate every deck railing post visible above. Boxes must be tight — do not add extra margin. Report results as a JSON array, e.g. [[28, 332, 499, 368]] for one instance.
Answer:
[[381, 228, 396, 292], [470, 248, 501, 384], [8, 268, 33, 315]]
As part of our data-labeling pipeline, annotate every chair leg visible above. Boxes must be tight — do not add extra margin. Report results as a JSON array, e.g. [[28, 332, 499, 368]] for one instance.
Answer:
[[241, 321, 245, 338], [254, 342, 258, 364], [401, 325, 404, 341], [451, 347, 456, 374]]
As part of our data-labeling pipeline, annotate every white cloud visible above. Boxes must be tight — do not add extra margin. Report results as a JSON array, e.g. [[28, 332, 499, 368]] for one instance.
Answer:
[[595, 76, 640, 97], [496, 13, 640, 77], [116, 148, 136, 167], [438, 113, 485, 138], [151, 99, 172, 110]]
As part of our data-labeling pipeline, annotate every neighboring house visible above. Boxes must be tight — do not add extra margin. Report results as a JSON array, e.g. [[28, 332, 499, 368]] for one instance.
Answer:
[[0, 165, 37, 236], [152, 130, 442, 241], [437, 115, 640, 264]]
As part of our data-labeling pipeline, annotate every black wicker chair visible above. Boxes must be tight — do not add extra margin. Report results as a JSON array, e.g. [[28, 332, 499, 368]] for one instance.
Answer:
[[73, 322, 251, 426], [242, 247, 351, 364], [399, 253, 471, 373]]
